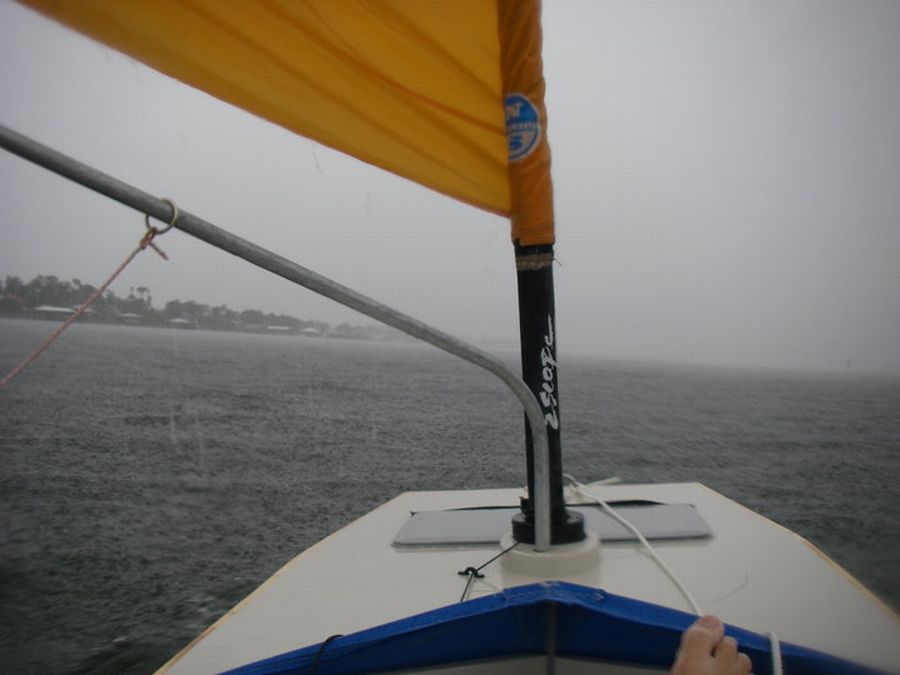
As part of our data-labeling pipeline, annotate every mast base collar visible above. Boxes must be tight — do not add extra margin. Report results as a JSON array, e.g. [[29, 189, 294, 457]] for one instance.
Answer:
[[500, 530, 599, 577]]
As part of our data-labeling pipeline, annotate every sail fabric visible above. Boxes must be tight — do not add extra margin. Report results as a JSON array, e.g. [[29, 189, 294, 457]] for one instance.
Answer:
[[222, 582, 881, 675], [19, 0, 556, 246], [498, 0, 555, 247]]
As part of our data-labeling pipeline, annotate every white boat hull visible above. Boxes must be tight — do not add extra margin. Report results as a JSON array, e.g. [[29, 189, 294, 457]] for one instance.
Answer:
[[159, 482, 899, 674]]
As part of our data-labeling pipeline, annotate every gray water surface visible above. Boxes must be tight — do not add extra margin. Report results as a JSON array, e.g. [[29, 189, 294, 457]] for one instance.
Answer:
[[1, 319, 898, 673]]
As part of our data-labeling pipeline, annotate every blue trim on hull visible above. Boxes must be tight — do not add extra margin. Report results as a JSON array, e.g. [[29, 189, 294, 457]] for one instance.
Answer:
[[224, 581, 887, 675]]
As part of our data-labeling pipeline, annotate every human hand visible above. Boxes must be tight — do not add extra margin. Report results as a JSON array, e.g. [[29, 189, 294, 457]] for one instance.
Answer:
[[670, 615, 752, 675]]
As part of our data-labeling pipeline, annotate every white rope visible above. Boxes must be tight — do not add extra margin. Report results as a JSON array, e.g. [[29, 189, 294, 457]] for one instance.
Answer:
[[564, 475, 704, 616], [568, 475, 787, 674], [767, 631, 783, 675]]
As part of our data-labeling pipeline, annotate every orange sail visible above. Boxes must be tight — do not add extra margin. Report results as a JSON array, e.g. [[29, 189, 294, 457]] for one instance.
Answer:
[[497, 0, 555, 246], [19, 0, 554, 246]]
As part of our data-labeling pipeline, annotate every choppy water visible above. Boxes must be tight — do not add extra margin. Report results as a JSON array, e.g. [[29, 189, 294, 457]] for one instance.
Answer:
[[1, 318, 898, 673]]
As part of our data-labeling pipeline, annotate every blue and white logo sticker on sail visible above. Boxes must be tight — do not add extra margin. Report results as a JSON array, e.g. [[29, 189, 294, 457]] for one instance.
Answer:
[[505, 93, 541, 162]]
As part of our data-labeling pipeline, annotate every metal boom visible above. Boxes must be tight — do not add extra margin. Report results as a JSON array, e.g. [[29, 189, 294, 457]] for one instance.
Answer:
[[0, 123, 554, 551]]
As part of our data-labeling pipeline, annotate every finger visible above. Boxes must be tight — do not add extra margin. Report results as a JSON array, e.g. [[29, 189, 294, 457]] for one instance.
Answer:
[[714, 635, 739, 662], [737, 651, 752, 674], [679, 615, 725, 656]]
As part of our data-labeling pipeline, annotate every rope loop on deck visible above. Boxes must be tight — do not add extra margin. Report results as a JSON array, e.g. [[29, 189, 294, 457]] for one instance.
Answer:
[[457, 541, 518, 602], [310, 634, 343, 674]]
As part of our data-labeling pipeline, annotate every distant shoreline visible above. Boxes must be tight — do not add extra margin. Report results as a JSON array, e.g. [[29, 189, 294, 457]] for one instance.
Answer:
[[0, 312, 411, 343], [0, 273, 407, 341]]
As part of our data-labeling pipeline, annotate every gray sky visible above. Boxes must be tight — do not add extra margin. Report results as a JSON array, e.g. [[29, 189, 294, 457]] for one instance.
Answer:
[[2, 0, 898, 374]]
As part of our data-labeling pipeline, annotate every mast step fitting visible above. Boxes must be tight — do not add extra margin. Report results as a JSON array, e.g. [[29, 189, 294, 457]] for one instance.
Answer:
[[500, 530, 599, 577]]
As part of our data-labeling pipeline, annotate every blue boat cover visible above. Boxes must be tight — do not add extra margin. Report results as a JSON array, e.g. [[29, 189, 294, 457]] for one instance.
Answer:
[[224, 581, 886, 675]]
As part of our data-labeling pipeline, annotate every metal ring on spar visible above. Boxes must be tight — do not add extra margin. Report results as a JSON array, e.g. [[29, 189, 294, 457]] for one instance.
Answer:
[[145, 198, 179, 235]]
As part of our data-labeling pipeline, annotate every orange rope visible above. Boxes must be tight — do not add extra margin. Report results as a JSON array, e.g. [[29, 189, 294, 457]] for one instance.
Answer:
[[0, 227, 167, 388]]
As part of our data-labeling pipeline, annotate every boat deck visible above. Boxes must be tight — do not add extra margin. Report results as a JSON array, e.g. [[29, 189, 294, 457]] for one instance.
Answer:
[[159, 482, 899, 674]]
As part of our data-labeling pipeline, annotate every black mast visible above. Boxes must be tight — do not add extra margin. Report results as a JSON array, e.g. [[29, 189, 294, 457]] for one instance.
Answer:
[[511, 243, 585, 545], [494, 1, 584, 548]]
